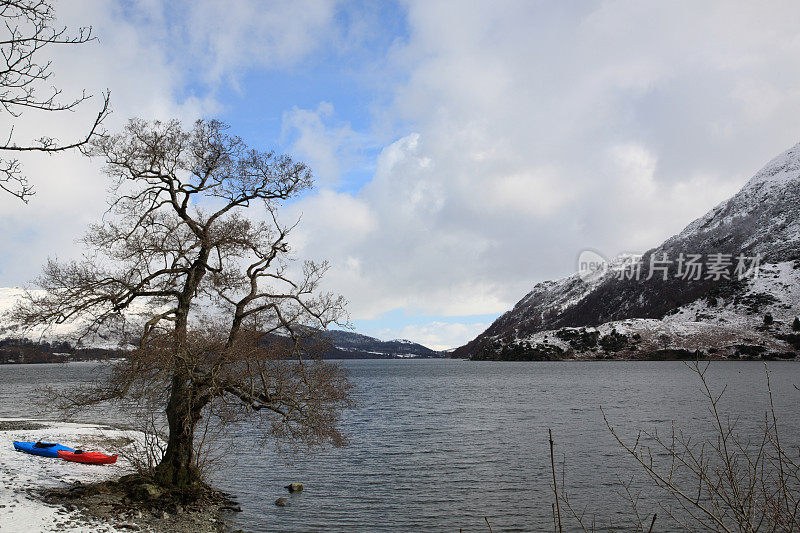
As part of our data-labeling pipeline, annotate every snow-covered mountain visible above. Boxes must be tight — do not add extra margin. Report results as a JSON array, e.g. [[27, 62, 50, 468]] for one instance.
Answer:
[[453, 143, 800, 360], [0, 288, 439, 360]]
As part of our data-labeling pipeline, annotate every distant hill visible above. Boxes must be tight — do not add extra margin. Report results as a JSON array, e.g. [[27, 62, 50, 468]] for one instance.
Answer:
[[0, 290, 439, 362], [316, 330, 440, 359], [453, 142, 800, 361]]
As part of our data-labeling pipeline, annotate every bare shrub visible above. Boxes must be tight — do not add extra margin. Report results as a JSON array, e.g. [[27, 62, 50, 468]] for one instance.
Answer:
[[118, 413, 167, 478], [553, 361, 800, 532]]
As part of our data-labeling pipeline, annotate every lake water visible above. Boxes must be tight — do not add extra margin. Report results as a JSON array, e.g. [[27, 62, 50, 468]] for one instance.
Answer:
[[1, 359, 799, 532]]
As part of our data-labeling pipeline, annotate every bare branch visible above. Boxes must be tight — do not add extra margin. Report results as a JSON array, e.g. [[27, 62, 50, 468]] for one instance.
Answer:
[[0, 0, 111, 202]]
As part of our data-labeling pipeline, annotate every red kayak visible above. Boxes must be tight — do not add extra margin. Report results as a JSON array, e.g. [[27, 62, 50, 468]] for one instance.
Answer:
[[57, 450, 118, 465]]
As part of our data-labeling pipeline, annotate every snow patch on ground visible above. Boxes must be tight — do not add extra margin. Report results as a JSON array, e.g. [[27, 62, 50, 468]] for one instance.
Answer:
[[0, 418, 139, 532]]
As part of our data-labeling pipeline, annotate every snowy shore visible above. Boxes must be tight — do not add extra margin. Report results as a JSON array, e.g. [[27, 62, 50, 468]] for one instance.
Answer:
[[0, 418, 138, 532]]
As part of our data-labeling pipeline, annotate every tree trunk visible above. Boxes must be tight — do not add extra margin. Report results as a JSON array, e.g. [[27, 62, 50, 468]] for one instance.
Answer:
[[154, 374, 204, 490], [155, 254, 210, 489]]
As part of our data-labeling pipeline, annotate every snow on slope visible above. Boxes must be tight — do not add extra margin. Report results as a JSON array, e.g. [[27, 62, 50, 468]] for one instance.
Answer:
[[0, 288, 85, 344], [457, 141, 800, 359], [0, 289, 439, 357], [663, 261, 800, 329], [520, 319, 792, 360], [745, 142, 800, 189], [479, 261, 800, 360], [676, 142, 800, 246]]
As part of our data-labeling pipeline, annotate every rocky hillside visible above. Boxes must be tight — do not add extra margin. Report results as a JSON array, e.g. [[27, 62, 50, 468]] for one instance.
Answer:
[[453, 143, 800, 360]]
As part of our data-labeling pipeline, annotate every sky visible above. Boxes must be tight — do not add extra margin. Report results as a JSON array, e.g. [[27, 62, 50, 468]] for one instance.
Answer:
[[2, 0, 800, 349]]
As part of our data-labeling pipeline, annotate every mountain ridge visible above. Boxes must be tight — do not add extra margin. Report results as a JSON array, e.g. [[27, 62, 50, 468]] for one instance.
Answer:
[[453, 142, 800, 360]]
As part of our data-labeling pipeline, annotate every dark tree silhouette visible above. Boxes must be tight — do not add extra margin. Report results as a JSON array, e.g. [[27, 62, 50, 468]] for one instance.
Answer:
[[0, 0, 110, 202], [15, 119, 352, 491]]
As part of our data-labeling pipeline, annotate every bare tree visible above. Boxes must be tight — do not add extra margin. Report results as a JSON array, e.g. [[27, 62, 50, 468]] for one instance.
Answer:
[[15, 118, 352, 492], [1, 0, 110, 202]]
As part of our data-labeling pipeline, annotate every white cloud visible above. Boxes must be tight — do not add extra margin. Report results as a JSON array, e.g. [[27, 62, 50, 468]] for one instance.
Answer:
[[285, 0, 800, 335], [0, 0, 343, 285], [488, 168, 570, 216], [290, 133, 513, 319], [0, 1, 209, 284], [287, 188, 375, 251], [6, 1, 800, 349], [281, 103, 362, 186], [174, 0, 341, 86]]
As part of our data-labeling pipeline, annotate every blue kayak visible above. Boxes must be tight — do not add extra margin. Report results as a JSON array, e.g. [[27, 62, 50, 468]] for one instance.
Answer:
[[13, 441, 76, 458]]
